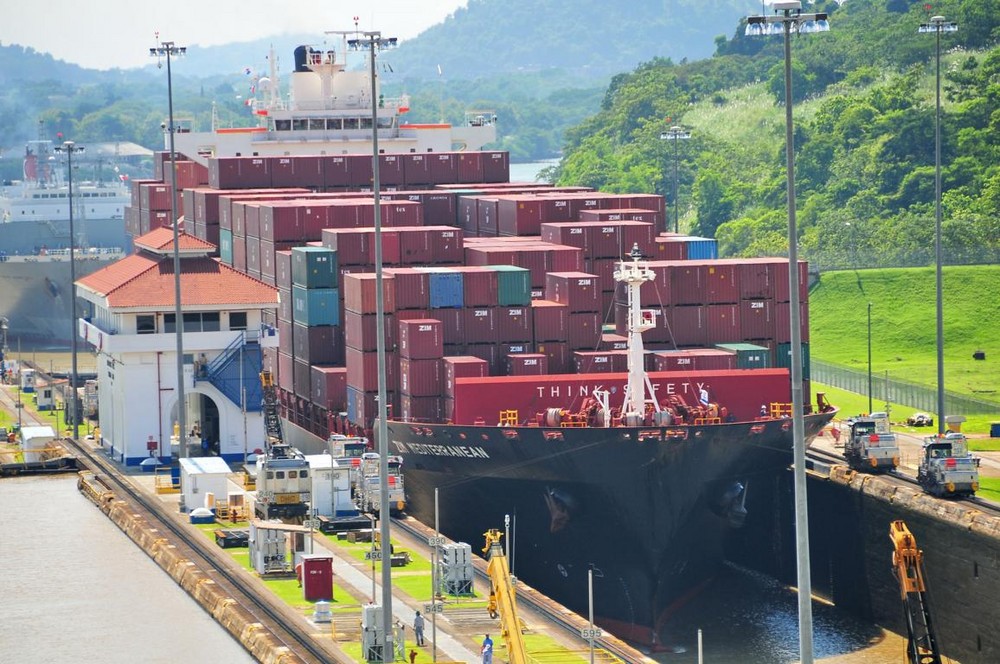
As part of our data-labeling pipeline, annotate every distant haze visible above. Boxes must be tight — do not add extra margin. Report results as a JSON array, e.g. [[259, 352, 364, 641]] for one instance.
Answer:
[[3, 0, 468, 70]]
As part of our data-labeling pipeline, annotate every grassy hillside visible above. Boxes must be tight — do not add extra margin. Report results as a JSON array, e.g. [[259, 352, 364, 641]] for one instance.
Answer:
[[809, 266, 1000, 406]]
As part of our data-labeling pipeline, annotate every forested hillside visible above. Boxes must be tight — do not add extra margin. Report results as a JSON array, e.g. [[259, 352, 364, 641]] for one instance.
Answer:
[[555, 0, 1000, 268]]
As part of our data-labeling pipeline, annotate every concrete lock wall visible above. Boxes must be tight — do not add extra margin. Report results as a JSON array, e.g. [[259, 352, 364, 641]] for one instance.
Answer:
[[727, 468, 1000, 664]]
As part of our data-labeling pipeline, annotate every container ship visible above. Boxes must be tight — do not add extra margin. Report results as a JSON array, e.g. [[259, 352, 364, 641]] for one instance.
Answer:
[[0, 140, 134, 344], [119, 34, 836, 647]]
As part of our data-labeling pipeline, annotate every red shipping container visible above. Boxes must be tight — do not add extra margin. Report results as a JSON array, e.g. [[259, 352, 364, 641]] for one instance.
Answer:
[[740, 299, 775, 341], [671, 263, 705, 305], [499, 341, 533, 357], [343, 273, 396, 314], [706, 304, 741, 344], [738, 258, 777, 299], [531, 300, 568, 342], [139, 183, 172, 211], [271, 155, 324, 188], [704, 262, 740, 304], [400, 357, 443, 396], [345, 154, 374, 187], [774, 260, 809, 303], [397, 227, 433, 264], [232, 235, 247, 272], [506, 353, 548, 376], [454, 267, 499, 306], [386, 267, 430, 309], [402, 153, 432, 186], [546, 272, 600, 312], [444, 356, 490, 396], [652, 235, 687, 261], [293, 322, 343, 365], [465, 343, 500, 375], [599, 333, 629, 352], [246, 237, 261, 273], [345, 347, 398, 392], [345, 386, 395, 427], [311, 366, 348, 411], [482, 151, 510, 183], [573, 351, 619, 374], [278, 351, 294, 394], [463, 307, 497, 344], [432, 308, 464, 346], [323, 155, 350, 188], [774, 301, 810, 344], [400, 394, 442, 422], [457, 152, 484, 183], [540, 222, 588, 252], [498, 196, 545, 236], [398, 318, 444, 359], [566, 312, 601, 350], [534, 341, 570, 374], [275, 250, 293, 289], [496, 306, 532, 343], [344, 310, 396, 352], [669, 305, 707, 346], [294, 357, 311, 400], [428, 152, 458, 184], [427, 226, 465, 264]]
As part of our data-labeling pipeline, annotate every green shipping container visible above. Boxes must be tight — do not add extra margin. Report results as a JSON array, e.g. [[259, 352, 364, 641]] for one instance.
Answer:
[[487, 265, 532, 306], [714, 343, 771, 369], [292, 286, 340, 326], [775, 342, 810, 380], [292, 246, 338, 289], [219, 228, 233, 266]]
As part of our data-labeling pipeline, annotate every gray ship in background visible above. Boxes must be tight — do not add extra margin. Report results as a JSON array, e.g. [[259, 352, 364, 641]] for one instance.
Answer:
[[0, 139, 150, 345]]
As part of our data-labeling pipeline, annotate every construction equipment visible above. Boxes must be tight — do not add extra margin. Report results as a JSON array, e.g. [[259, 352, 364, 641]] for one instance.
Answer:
[[483, 528, 527, 664], [889, 520, 941, 664]]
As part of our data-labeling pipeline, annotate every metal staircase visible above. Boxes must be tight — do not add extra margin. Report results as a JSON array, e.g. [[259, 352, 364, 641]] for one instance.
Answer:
[[196, 329, 267, 411]]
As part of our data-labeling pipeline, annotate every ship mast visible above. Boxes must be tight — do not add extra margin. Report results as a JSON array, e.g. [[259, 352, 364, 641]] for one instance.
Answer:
[[614, 244, 660, 425]]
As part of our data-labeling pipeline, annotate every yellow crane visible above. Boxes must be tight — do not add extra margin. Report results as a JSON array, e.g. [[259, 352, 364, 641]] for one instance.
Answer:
[[889, 520, 942, 664], [483, 528, 528, 664]]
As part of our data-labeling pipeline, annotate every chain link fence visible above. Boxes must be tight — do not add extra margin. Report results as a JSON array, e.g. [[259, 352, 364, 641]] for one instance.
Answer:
[[812, 359, 1000, 415]]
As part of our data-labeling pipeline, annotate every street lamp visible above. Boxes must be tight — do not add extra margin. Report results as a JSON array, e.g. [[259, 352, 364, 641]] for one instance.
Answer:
[[867, 302, 873, 414], [150, 39, 188, 459], [659, 126, 691, 234], [348, 30, 397, 663], [53, 140, 85, 440], [745, 2, 829, 662], [919, 15, 957, 436]]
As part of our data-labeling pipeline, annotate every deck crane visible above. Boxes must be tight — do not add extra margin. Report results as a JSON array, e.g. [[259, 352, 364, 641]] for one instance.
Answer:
[[483, 528, 528, 664], [889, 520, 942, 664]]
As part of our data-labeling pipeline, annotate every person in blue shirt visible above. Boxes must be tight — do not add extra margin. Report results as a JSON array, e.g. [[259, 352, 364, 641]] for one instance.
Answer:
[[481, 633, 494, 664]]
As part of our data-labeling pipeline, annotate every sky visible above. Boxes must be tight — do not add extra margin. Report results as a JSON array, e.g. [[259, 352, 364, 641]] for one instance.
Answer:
[[2, 0, 469, 70]]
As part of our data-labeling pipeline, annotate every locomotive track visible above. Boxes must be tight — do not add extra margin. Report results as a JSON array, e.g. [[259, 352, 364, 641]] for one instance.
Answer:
[[63, 438, 341, 664], [806, 444, 1000, 517]]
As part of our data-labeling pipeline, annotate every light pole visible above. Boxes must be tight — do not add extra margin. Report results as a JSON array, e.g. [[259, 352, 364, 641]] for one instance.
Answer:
[[150, 39, 188, 459], [659, 126, 691, 234], [53, 140, 84, 440], [745, 3, 829, 662], [867, 302, 873, 413], [919, 15, 957, 436], [348, 30, 397, 663]]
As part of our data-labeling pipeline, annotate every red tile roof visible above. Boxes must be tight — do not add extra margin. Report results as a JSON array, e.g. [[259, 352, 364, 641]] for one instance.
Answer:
[[134, 227, 216, 254], [77, 254, 277, 309]]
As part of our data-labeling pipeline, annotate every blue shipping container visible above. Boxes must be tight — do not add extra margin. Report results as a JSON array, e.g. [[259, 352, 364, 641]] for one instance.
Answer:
[[292, 286, 340, 326], [428, 270, 464, 309], [685, 237, 718, 260]]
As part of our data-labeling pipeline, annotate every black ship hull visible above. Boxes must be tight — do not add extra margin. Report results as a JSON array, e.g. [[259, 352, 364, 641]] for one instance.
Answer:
[[384, 410, 836, 645]]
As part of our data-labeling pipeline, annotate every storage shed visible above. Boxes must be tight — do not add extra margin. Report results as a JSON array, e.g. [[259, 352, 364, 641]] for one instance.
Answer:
[[305, 454, 355, 517], [180, 456, 232, 513]]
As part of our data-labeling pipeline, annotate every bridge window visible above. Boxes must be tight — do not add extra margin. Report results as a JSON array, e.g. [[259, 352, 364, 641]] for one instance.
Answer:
[[326, 118, 343, 130], [274, 119, 291, 131], [292, 119, 308, 131], [230, 311, 247, 330], [360, 117, 373, 130], [377, 116, 394, 129], [164, 312, 221, 332], [309, 119, 325, 131], [343, 118, 359, 130]]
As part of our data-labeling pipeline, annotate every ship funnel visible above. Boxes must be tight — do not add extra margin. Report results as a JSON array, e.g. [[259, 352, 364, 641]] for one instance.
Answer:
[[294, 46, 311, 72]]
